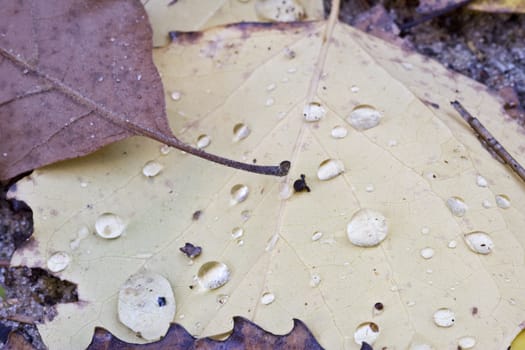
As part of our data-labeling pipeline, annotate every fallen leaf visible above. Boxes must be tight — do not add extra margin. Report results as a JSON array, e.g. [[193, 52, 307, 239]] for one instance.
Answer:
[[142, 0, 325, 47], [10, 8, 525, 350], [469, 0, 525, 13], [5, 331, 35, 350], [87, 316, 323, 349]]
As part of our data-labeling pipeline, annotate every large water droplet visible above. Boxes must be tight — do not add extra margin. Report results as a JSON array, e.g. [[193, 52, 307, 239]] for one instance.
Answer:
[[446, 197, 467, 217], [118, 272, 176, 340], [464, 231, 494, 254], [347, 209, 388, 247], [311, 231, 323, 241], [260, 292, 275, 305], [495, 194, 511, 209], [303, 102, 326, 122], [347, 105, 382, 130], [331, 125, 348, 139], [47, 251, 71, 272], [196, 135, 211, 149], [197, 261, 231, 290], [317, 159, 344, 180], [233, 123, 251, 142], [420, 247, 435, 259], [95, 213, 126, 239], [231, 184, 249, 204], [476, 175, 488, 187], [231, 227, 244, 239], [142, 161, 163, 177], [433, 308, 455, 327], [354, 322, 380, 346]]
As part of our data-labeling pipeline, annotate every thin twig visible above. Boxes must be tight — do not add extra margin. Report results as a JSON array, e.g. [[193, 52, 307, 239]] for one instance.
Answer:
[[451, 100, 525, 183]]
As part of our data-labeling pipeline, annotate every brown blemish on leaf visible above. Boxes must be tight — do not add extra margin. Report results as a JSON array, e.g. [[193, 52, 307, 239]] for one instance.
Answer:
[[87, 316, 324, 350]]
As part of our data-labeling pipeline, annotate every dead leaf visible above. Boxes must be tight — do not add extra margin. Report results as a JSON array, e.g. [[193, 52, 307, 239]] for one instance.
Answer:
[[5, 331, 35, 350], [10, 7, 525, 350], [469, 0, 525, 13], [143, 0, 325, 47], [87, 316, 323, 350]]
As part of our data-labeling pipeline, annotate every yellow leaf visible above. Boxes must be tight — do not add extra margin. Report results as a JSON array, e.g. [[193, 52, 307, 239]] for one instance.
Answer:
[[469, 0, 525, 13], [11, 9, 525, 350], [143, 0, 325, 47]]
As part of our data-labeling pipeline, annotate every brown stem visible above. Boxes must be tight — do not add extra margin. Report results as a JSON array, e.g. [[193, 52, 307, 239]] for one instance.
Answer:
[[451, 100, 525, 183]]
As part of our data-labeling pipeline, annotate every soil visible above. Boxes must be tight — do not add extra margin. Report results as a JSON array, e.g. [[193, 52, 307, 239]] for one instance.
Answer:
[[1, 1, 524, 348]]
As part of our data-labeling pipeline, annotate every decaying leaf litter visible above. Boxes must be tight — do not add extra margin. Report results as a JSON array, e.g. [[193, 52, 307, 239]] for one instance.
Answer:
[[3, 0, 525, 349]]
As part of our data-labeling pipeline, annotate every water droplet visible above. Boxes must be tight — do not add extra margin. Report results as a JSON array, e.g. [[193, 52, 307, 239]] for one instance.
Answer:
[[303, 102, 326, 122], [231, 227, 244, 239], [331, 125, 348, 138], [231, 184, 249, 204], [287, 67, 297, 73], [495, 194, 511, 209], [482, 199, 492, 208], [476, 175, 488, 187], [311, 231, 323, 241], [265, 97, 275, 106], [354, 322, 380, 346], [233, 123, 251, 142], [446, 197, 467, 217], [457, 336, 476, 349], [388, 139, 398, 147], [317, 159, 344, 180], [279, 182, 292, 200], [421, 226, 430, 235], [347, 209, 388, 247], [170, 91, 181, 101], [464, 231, 493, 254], [266, 83, 276, 91], [95, 213, 126, 239], [159, 144, 171, 155], [216, 294, 229, 305], [401, 62, 414, 70], [420, 247, 434, 259], [136, 74, 142, 81], [142, 161, 163, 177], [197, 261, 231, 290], [347, 105, 382, 130], [365, 184, 375, 192], [196, 134, 211, 149], [433, 308, 455, 327], [351, 85, 359, 93], [448, 240, 457, 249], [260, 292, 275, 305], [47, 252, 71, 272], [80, 181, 88, 188], [241, 210, 251, 221], [97, 76, 104, 82], [237, 239, 244, 246], [410, 344, 433, 350], [118, 272, 176, 340], [310, 274, 321, 287]]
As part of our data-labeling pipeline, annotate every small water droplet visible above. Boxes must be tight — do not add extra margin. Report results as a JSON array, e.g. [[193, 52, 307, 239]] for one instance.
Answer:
[[482, 199, 492, 208], [401, 62, 414, 70], [457, 336, 476, 349], [307, 274, 321, 288], [136, 74, 142, 81], [420, 247, 434, 259], [265, 97, 275, 106], [448, 240, 457, 249], [80, 181, 88, 188], [495, 194, 511, 209], [433, 308, 455, 327], [47, 251, 71, 272], [303, 102, 326, 122], [317, 159, 344, 180], [265, 234, 279, 252], [410, 344, 433, 350], [95, 213, 126, 239], [388, 139, 398, 147], [464, 231, 493, 254], [365, 184, 375, 192], [347, 209, 388, 247], [421, 226, 430, 235], [233, 123, 251, 142], [266, 83, 276, 91], [260, 292, 275, 305], [354, 322, 380, 346], [476, 175, 488, 187], [311, 231, 323, 241], [170, 91, 181, 101], [216, 294, 229, 305], [351, 85, 359, 93], [446, 197, 467, 217], [241, 210, 251, 221], [287, 67, 297, 73], [196, 134, 211, 149], [142, 161, 163, 177], [160, 144, 170, 155], [231, 227, 244, 239], [347, 105, 382, 130], [197, 261, 231, 290], [231, 184, 249, 204], [330, 125, 348, 139], [97, 76, 104, 82]]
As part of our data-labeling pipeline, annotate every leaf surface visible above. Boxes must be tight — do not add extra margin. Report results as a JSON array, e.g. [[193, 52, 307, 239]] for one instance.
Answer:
[[10, 17, 525, 350]]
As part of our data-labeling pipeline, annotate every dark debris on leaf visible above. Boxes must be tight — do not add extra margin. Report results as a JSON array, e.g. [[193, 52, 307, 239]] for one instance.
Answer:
[[179, 243, 202, 259]]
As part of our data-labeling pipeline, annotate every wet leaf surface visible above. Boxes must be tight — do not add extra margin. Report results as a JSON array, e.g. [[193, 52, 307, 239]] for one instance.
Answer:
[[87, 316, 323, 350]]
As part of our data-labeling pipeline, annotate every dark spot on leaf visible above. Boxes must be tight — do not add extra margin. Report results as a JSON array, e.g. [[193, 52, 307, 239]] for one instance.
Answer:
[[157, 296, 166, 307], [180, 243, 202, 259], [294, 174, 311, 193], [192, 210, 202, 221], [374, 302, 384, 311]]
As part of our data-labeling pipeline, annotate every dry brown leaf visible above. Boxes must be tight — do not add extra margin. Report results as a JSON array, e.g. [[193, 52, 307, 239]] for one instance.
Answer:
[[9, 9, 525, 350], [87, 316, 323, 349], [417, 0, 525, 13]]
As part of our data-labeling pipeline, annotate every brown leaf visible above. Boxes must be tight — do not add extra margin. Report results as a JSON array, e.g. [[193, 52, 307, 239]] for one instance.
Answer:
[[87, 316, 324, 350], [0, 0, 289, 181], [5, 331, 36, 350]]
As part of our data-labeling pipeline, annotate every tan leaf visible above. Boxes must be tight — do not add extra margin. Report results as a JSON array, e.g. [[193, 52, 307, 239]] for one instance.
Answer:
[[10, 14, 525, 350], [469, 0, 525, 13]]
